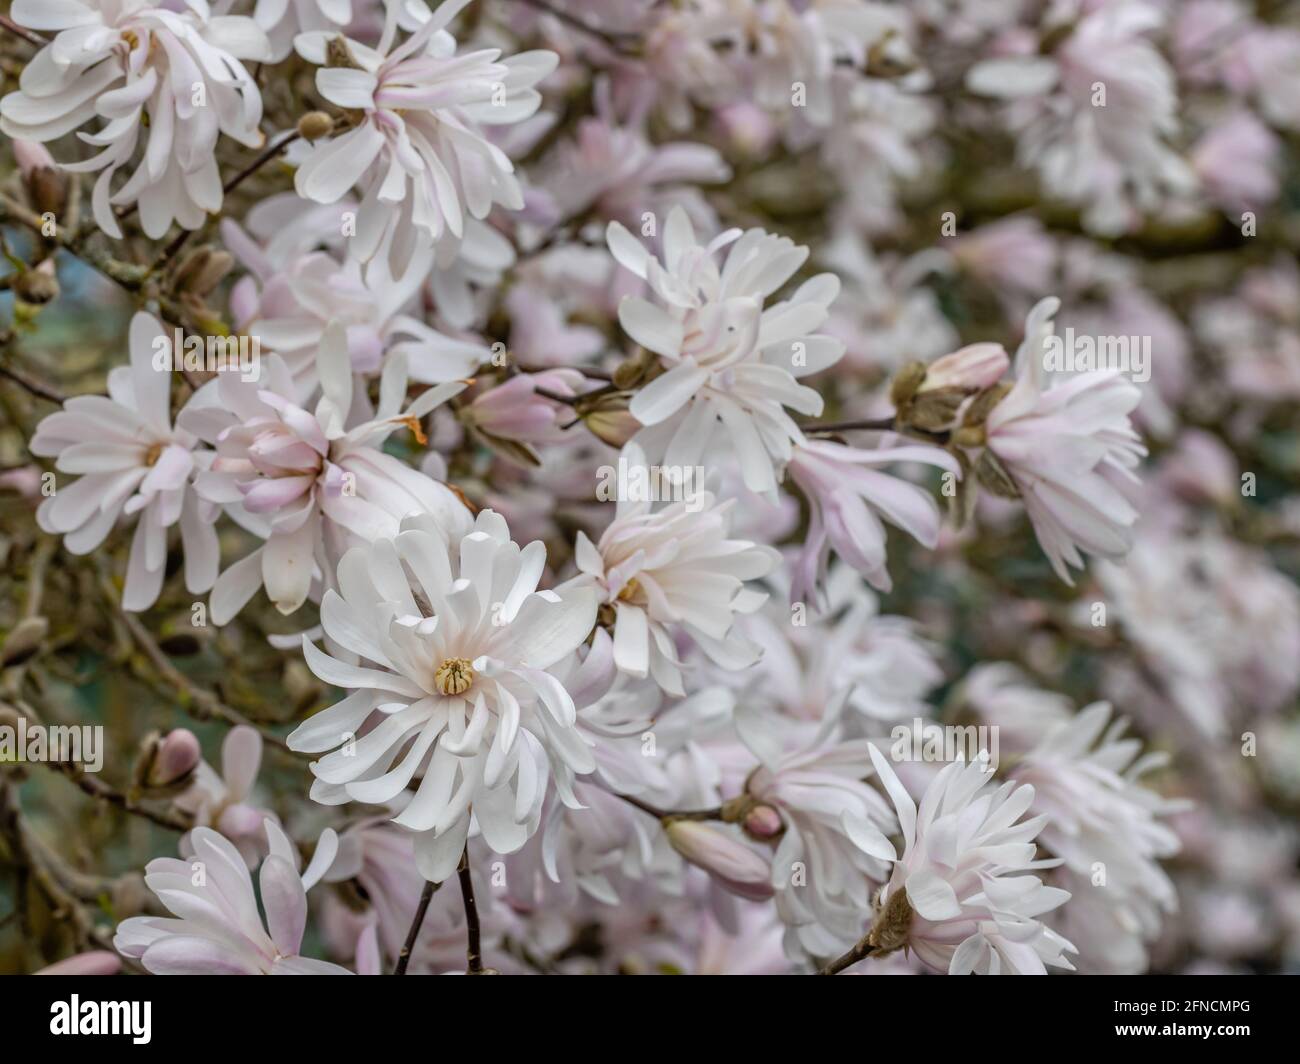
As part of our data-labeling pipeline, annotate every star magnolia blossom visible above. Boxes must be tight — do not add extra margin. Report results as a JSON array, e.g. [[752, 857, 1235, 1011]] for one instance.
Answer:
[[741, 726, 898, 960], [114, 823, 348, 975], [984, 298, 1146, 585], [292, 0, 557, 268], [178, 326, 469, 622], [608, 206, 844, 495], [787, 436, 960, 602], [222, 227, 487, 396], [289, 509, 600, 883], [866, 744, 1078, 975], [0, 0, 269, 239], [1010, 702, 1185, 971], [30, 312, 217, 612], [573, 449, 780, 695]]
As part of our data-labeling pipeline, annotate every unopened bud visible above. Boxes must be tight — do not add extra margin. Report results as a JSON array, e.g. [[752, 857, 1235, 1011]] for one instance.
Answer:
[[137, 728, 202, 790], [665, 819, 775, 901], [14, 140, 67, 218], [12, 264, 59, 306], [742, 803, 784, 840], [578, 394, 640, 448], [921, 343, 1009, 395], [297, 111, 335, 142], [172, 247, 233, 296]]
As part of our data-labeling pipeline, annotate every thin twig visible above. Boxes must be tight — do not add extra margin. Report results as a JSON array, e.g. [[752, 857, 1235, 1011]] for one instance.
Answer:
[[98, 569, 296, 753], [818, 935, 880, 975], [0, 14, 45, 48], [514, 0, 643, 56], [394, 878, 438, 975], [458, 847, 484, 974], [612, 791, 724, 822], [43, 760, 192, 833], [0, 361, 65, 404]]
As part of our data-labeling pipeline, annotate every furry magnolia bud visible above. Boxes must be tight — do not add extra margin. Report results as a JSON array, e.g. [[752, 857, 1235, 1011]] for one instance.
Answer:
[[297, 111, 335, 142]]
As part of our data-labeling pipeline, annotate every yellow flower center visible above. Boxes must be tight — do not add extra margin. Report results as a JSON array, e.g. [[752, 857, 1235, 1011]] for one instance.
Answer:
[[434, 658, 475, 696]]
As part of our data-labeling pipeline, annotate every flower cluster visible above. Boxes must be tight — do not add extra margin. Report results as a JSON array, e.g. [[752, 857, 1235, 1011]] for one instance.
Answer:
[[5, 0, 1294, 982]]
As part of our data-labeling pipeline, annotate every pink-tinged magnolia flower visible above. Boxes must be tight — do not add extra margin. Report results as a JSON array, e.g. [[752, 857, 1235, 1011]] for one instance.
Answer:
[[223, 216, 489, 397], [178, 329, 469, 622], [114, 823, 349, 974], [787, 437, 959, 602], [290, 509, 600, 883], [664, 820, 774, 902], [966, 2, 1194, 234], [573, 447, 779, 695], [175, 725, 275, 866], [866, 745, 1077, 975], [462, 369, 586, 447], [292, 0, 557, 268], [0, 0, 269, 239], [35, 951, 122, 976], [533, 79, 730, 227], [1192, 109, 1280, 214], [739, 721, 898, 959], [949, 216, 1058, 299], [1010, 702, 1186, 974], [958, 663, 1075, 754], [608, 206, 844, 495], [984, 298, 1146, 585], [31, 312, 218, 612], [741, 569, 944, 725]]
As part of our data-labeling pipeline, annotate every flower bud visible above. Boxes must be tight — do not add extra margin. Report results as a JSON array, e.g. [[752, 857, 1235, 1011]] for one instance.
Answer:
[[742, 803, 785, 840], [578, 394, 641, 448], [298, 111, 335, 142], [14, 140, 67, 218], [172, 246, 233, 296], [921, 343, 1010, 394], [665, 819, 775, 900], [35, 951, 122, 976], [12, 262, 60, 306], [137, 729, 202, 790]]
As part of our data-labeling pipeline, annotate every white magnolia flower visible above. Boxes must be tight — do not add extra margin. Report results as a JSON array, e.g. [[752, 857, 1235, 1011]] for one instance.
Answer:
[[739, 723, 898, 960], [178, 327, 469, 622], [965, 1, 1194, 234], [290, 509, 600, 883], [741, 568, 944, 726], [175, 725, 274, 866], [223, 221, 488, 397], [787, 436, 958, 601], [573, 447, 779, 695], [864, 744, 1077, 974], [984, 297, 1146, 584], [292, 0, 557, 268], [114, 823, 348, 974], [246, 0, 350, 61], [1010, 702, 1185, 974], [0, 0, 269, 239], [608, 206, 844, 495], [30, 311, 217, 612]]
